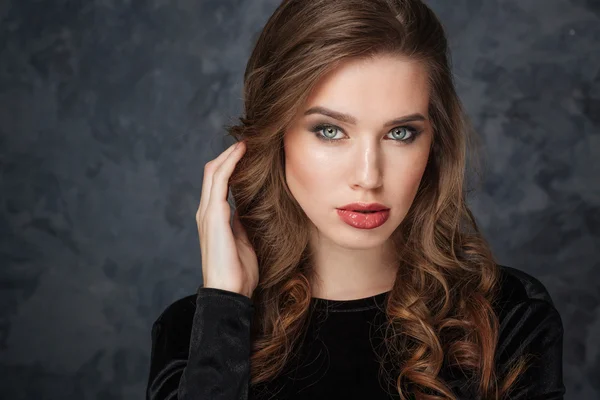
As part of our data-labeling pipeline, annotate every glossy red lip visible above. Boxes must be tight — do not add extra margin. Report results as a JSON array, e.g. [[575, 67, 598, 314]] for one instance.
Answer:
[[337, 202, 389, 211]]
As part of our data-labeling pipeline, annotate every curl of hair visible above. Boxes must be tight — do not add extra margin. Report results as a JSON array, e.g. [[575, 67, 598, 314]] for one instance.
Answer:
[[223, 0, 530, 398]]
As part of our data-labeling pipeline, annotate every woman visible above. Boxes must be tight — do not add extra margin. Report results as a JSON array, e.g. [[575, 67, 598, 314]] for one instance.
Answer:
[[146, 0, 565, 399]]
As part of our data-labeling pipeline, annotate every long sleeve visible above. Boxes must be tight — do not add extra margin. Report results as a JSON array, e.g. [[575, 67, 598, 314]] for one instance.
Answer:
[[146, 287, 255, 400], [496, 299, 566, 400]]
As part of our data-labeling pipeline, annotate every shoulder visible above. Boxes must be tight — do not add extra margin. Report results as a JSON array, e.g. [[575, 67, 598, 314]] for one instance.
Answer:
[[496, 264, 556, 304], [493, 264, 564, 351], [493, 264, 559, 319], [493, 264, 563, 348], [492, 265, 565, 394]]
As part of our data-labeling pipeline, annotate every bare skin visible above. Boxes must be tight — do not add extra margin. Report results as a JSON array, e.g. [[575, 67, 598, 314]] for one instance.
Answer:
[[196, 139, 258, 299], [283, 54, 433, 300]]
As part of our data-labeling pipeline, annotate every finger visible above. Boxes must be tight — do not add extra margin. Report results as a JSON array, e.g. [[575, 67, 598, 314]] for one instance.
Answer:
[[197, 141, 241, 222], [205, 140, 246, 223], [198, 141, 239, 218]]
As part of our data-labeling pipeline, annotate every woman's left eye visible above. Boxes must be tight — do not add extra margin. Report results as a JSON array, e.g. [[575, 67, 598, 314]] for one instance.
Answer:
[[310, 124, 422, 144]]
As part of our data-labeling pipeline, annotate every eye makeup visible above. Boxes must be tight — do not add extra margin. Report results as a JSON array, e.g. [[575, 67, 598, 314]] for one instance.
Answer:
[[309, 122, 424, 145]]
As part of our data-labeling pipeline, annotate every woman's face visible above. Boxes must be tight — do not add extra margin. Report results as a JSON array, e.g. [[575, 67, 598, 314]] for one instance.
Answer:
[[283, 54, 433, 249]]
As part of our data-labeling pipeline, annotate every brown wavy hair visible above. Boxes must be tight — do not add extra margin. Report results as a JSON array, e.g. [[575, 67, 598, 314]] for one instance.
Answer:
[[223, 0, 529, 398]]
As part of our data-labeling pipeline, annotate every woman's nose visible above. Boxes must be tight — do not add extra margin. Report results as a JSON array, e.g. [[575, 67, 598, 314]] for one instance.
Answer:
[[350, 145, 384, 190]]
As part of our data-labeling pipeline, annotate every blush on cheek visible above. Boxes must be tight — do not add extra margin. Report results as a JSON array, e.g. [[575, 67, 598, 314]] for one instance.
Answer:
[[285, 142, 325, 187], [394, 154, 429, 202], [405, 167, 428, 202], [285, 155, 319, 210], [287, 158, 311, 188]]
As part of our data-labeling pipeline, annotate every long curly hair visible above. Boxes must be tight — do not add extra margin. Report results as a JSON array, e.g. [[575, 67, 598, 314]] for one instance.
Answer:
[[223, 0, 529, 398]]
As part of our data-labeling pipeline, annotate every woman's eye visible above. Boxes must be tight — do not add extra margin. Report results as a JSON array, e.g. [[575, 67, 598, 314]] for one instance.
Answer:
[[310, 124, 421, 144], [389, 127, 414, 141], [316, 125, 342, 140]]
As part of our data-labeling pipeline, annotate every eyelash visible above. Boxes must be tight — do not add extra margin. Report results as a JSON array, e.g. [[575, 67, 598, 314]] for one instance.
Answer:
[[310, 123, 423, 144]]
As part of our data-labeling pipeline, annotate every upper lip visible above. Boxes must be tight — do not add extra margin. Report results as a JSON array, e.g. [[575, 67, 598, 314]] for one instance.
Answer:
[[337, 202, 389, 211]]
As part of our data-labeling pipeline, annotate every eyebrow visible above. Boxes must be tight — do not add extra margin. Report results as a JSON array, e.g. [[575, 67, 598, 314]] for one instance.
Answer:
[[303, 106, 427, 127]]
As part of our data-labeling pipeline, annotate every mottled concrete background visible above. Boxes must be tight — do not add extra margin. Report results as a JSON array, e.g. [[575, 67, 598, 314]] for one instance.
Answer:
[[0, 0, 598, 398]]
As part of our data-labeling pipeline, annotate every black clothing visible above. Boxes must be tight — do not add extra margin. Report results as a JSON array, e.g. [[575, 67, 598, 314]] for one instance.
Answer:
[[146, 265, 565, 399]]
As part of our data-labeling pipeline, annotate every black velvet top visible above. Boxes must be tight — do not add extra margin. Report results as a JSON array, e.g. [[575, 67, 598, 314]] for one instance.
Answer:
[[146, 265, 565, 399]]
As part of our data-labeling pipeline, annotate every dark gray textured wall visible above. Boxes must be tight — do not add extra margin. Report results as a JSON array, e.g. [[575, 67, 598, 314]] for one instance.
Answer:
[[0, 0, 598, 398]]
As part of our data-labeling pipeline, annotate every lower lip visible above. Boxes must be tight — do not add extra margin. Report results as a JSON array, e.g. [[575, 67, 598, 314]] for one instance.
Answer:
[[336, 209, 390, 229]]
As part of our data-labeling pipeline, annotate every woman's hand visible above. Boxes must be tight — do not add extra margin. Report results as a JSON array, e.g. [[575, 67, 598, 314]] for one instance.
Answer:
[[196, 140, 258, 299]]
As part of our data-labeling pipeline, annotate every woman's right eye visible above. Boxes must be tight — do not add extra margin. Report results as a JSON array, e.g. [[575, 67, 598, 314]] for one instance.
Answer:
[[311, 124, 343, 142]]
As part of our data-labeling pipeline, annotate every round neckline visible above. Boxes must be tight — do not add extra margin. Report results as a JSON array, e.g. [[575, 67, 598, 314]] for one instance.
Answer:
[[311, 289, 391, 311]]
